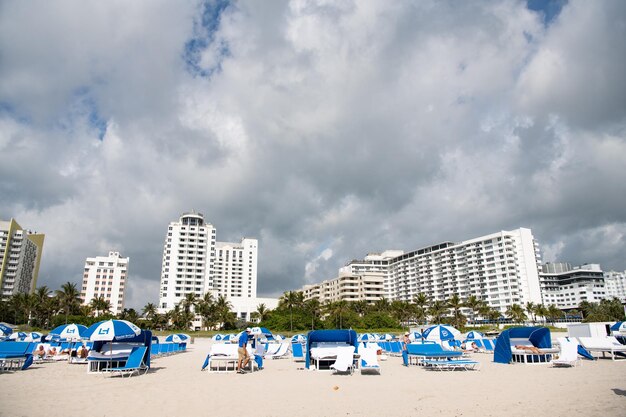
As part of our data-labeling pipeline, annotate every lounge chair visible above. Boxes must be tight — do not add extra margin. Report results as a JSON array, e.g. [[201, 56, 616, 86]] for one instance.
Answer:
[[406, 343, 463, 366], [422, 359, 480, 371], [103, 346, 149, 377], [330, 346, 355, 375], [266, 342, 290, 359], [578, 336, 626, 361], [292, 343, 305, 362], [359, 347, 381, 375], [552, 337, 581, 367]]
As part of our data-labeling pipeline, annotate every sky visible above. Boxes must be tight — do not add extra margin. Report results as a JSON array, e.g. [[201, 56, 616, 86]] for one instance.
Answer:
[[1, 0, 625, 310]]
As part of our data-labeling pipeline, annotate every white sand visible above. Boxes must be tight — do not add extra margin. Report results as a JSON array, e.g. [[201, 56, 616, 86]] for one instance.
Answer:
[[1, 337, 625, 417]]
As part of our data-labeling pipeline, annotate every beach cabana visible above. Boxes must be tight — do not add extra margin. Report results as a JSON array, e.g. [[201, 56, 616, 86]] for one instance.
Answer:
[[305, 329, 357, 369], [493, 326, 553, 364]]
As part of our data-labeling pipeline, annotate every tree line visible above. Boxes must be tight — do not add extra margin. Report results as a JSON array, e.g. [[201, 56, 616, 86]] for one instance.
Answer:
[[1, 283, 623, 332]]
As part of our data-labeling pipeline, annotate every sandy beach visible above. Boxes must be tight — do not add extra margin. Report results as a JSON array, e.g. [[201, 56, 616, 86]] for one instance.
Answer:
[[1, 337, 625, 417]]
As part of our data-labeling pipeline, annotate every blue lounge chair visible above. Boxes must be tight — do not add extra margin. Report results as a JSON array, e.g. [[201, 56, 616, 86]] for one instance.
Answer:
[[422, 359, 480, 371], [292, 343, 305, 361], [406, 343, 463, 365], [104, 346, 149, 377]]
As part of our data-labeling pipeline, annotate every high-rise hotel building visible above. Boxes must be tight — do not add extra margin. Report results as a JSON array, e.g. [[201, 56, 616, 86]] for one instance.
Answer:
[[158, 212, 261, 317], [0, 218, 45, 301], [335, 228, 543, 312], [80, 251, 129, 315]]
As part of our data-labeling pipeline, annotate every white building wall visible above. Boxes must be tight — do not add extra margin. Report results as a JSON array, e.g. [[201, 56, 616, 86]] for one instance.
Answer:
[[604, 271, 626, 303], [81, 251, 129, 315]]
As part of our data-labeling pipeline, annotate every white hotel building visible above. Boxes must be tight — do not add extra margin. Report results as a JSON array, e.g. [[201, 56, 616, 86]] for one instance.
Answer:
[[158, 212, 277, 322], [335, 228, 543, 312], [80, 251, 129, 315]]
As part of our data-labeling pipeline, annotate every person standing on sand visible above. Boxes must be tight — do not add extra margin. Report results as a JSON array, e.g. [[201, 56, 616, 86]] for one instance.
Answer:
[[237, 328, 251, 374], [402, 332, 410, 367]]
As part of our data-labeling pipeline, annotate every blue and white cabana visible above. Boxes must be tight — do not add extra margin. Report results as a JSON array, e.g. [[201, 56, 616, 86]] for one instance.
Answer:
[[49, 324, 88, 340], [84, 319, 142, 341], [422, 325, 460, 341], [493, 326, 552, 364], [305, 329, 357, 369]]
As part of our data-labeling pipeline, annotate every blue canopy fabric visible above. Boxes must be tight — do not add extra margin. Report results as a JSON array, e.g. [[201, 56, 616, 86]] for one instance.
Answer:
[[305, 329, 357, 369], [610, 321, 625, 332], [0, 323, 12, 336], [493, 327, 552, 364]]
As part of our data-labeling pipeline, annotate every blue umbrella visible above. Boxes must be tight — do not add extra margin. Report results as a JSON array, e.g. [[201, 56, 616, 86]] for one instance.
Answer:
[[211, 333, 225, 341], [49, 324, 88, 340], [464, 331, 484, 340], [8, 332, 28, 341], [422, 324, 461, 341], [291, 334, 306, 343], [408, 331, 422, 342], [610, 322, 626, 332], [84, 319, 141, 341], [165, 333, 190, 343], [358, 333, 376, 342], [0, 323, 12, 336]]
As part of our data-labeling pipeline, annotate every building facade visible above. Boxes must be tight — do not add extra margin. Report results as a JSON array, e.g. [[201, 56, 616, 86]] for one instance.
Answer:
[[301, 273, 385, 304], [158, 212, 268, 322], [336, 228, 542, 312], [539, 263, 607, 309], [602, 270, 626, 303], [80, 251, 129, 315], [0, 218, 45, 301]]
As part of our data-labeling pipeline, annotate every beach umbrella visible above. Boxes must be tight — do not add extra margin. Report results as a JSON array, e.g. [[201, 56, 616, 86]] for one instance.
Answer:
[[358, 333, 376, 342], [610, 322, 626, 333], [49, 324, 88, 340], [422, 324, 460, 341], [464, 331, 484, 340], [165, 333, 190, 343], [250, 327, 272, 337], [8, 332, 28, 341], [408, 331, 422, 342], [291, 334, 306, 343], [0, 323, 12, 336], [211, 333, 225, 341], [83, 319, 141, 341]]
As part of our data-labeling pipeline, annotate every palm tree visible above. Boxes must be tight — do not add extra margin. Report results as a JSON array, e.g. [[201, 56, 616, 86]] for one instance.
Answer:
[[196, 293, 217, 330], [373, 297, 390, 313], [55, 282, 81, 324], [505, 303, 527, 323], [463, 295, 482, 323], [32, 286, 53, 327], [119, 308, 139, 324], [180, 293, 198, 314], [545, 304, 563, 324], [304, 299, 322, 330], [535, 304, 548, 323], [254, 303, 270, 323], [413, 293, 430, 324], [350, 300, 369, 317], [390, 301, 412, 328], [215, 295, 233, 330], [428, 300, 448, 324], [447, 294, 465, 328], [90, 295, 110, 317], [525, 302, 537, 324], [280, 291, 303, 331], [325, 300, 349, 329], [142, 302, 158, 321]]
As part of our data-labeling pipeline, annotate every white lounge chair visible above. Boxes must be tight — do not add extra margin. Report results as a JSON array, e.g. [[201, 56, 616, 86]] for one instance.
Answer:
[[266, 342, 290, 359], [359, 347, 381, 375], [578, 336, 626, 361], [330, 346, 355, 375], [552, 337, 581, 367]]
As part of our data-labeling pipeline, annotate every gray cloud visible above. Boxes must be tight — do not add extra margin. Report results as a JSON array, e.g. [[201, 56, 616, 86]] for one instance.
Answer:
[[1, 0, 625, 309]]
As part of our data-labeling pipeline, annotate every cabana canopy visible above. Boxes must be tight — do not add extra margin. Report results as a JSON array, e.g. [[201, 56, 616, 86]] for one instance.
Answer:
[[305, 329, 357, 369], [493, 326, 552, 364]]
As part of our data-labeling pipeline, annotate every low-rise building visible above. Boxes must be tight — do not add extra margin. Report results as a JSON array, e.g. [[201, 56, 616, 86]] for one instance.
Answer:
[[301, 273, 385, 304]]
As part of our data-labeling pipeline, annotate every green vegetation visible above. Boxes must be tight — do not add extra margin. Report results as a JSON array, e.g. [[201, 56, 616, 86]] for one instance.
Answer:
[[1, 283, 623, 334]]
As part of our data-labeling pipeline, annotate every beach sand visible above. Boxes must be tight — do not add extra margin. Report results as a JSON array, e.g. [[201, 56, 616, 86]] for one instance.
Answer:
[[1, 337, 625, 417]]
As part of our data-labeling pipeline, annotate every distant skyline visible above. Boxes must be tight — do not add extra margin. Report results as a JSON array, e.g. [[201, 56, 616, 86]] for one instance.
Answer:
[[1, 1, 625, 309]]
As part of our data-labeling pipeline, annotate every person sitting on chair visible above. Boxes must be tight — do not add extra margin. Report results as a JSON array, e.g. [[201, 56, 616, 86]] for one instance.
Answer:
[[34, 344, 46, 359], [47, 346, 57, 357], [515, 345, 541, 354]]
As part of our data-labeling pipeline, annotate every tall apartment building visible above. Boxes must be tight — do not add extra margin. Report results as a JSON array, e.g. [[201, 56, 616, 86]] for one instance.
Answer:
[[158, 212, 265, 321], [337, 228, 543, 312], [539, 263, 607, 309], [158, 212, 216, 312], [301, 273, 385, 304], [80, 251, 129, 315], [603, 270, 626, 303], [0, 218, 45, 301]]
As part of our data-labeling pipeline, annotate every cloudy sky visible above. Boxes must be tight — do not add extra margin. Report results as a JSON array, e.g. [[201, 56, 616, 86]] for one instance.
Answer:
[[1, 0, 625, 310]]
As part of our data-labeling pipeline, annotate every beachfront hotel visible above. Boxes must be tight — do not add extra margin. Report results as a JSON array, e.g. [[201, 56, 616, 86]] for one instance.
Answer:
[[304, 228, 544, 312], [302, 273, 385, 304], [80, 251, 129, 315], [0, 218, 45, 301], [158, 212, 277, 321], [539, 263, 607, 309], [604, 270, 626, 303]]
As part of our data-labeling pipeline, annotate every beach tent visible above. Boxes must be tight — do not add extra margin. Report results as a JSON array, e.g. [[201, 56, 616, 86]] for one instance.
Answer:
[[422, 325, 460, 341], [493, 327, 552, 364], [305, 329, 357, 369]]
